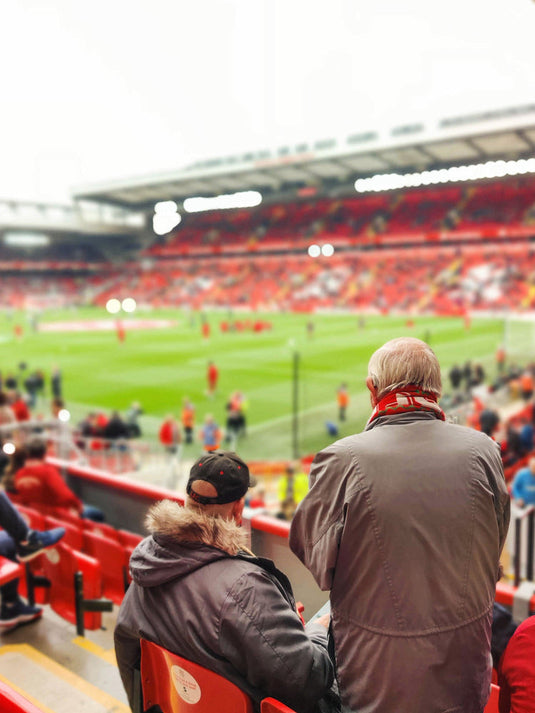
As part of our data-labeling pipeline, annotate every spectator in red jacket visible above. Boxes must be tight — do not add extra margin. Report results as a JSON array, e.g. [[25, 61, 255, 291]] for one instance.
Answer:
[[207, 360, 219, 398], [498, 614, 535, 712], [10, 391, 30, 421], [13, 438, 104, 521]]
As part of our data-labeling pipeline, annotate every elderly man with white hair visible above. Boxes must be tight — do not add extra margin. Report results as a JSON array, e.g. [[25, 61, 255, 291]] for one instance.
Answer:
[[290, 337, 510, 713]]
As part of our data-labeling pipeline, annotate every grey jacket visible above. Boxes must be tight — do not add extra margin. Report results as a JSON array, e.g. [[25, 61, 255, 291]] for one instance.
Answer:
[[114, 501, 334, 713], [290, 412, 510, 713]]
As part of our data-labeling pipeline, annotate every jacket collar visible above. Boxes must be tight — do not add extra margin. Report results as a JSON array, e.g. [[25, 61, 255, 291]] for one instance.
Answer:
[[146, 499, 248, 556]]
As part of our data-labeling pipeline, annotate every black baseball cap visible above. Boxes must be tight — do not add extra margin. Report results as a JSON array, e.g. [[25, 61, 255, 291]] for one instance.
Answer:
[[186, 451, 255, 505]]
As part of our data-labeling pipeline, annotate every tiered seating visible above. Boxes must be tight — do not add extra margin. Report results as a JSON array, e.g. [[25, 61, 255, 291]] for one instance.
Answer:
[[38, 538, 115, 634], [145, 176, 535, 259], [11, 501, 140, 629]]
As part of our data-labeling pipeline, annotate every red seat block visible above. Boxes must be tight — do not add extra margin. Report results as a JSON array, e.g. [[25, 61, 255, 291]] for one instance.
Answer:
[[41, 542, 104, 630], [0, 556, 23, 586], [82, 530, 129, 605], [483, 684, 500, 713], [141, 639, 254, 713]]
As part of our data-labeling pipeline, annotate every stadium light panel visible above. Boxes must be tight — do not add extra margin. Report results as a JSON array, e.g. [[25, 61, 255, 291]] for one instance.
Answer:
[[183, 190, 262, 213], [4, 232, 50, 247], [154, 200, 178, 214], [153, 212, 181, 235], [321, 243, 335, 257], [308, 244, 321, 258], [122, 297, 137, 313], [106, 298, 121, 314], [355, 156, 535, 194]]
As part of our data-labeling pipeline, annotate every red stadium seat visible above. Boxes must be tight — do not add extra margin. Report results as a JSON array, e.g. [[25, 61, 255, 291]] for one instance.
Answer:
[[261, 698, 297, 713], [116, 529, 143, 549], [483, 684, 500, 713], [140, 639, 254, 713], [40, 541, 110, 632], [82, 529, 130, 605], [13, 504, 47, 531], [0, 556, 23, 586], [80, 518, 121, 542], [0, 680, 46, 713], [44, 515, 84, 551]]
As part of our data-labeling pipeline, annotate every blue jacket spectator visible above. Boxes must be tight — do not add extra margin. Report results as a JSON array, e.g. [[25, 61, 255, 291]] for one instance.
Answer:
[[511, 457, 535, 506]]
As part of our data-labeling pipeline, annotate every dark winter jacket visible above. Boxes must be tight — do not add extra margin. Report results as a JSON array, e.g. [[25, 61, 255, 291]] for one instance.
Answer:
[[114, 500, 334, 713]]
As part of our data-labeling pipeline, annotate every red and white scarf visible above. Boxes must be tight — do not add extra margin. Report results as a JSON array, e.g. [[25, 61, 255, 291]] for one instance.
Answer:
[[367, 385, 445, 426]]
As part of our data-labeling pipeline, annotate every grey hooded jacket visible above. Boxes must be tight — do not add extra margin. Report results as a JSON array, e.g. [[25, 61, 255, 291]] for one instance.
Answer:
[[114, 501, 334, 713], [290, 411, 510, 713]]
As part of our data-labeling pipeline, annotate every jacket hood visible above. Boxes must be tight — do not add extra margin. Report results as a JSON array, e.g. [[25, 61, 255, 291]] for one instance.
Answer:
[[129, 499, 249, 588]]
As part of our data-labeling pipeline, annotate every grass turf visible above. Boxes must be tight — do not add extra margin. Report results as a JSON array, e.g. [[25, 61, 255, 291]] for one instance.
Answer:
[[0, 308, 512, 461]]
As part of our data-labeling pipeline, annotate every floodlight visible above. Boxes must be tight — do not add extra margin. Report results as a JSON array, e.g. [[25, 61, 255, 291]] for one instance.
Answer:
[[2, 442, 15, 455], [321, 243, 334, 257], [4, 232, 50, 247], [154, 200, 178, 214], [153, 212, 181, 236], [183, 190, 262, 213], [122, 297, 137, 313], [308, 244, 321, 258], [106, 298, 121, 314], [58, 409, 71, 423], [354, 156, 535, 194]]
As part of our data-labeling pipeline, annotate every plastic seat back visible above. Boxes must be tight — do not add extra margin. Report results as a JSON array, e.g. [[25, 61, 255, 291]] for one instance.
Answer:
[[261, 698, 297, 713], [0, 679, 46, 712], [140, 639, 254, 713], [483, 684, 500, 713], [80, 518, 121, 542], [13, 504, 47, 531], [44, 515, 84, 551], [41, 541, 103, 630], [0, 556, 23, 586], [83, 529, 129, 605], [116, 529, 143, 549]]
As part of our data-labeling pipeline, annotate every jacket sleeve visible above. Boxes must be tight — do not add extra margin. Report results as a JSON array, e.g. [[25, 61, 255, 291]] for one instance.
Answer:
[[480, 439, 511, 556], [219, 568, 334, 713], [289, 446, 350, 591], [511, 471, 524, 501]]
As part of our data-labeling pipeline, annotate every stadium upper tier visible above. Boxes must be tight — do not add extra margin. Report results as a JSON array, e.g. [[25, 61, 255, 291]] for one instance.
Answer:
[[145, 176, 535, 257]]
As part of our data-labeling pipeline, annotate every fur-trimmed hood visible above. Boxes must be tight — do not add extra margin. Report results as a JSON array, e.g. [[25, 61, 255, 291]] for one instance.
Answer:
[[129, 499, 250, 589]]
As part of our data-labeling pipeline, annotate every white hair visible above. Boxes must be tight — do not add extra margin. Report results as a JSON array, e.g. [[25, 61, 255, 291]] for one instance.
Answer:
[[368, 337, 442, 400]]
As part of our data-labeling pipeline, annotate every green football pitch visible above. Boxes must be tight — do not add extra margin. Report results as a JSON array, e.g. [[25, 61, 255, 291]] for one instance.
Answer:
[[0, 308, 514, 460]]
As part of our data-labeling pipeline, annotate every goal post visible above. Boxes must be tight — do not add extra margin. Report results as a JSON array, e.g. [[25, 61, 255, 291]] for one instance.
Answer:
[[503, 312, 535, 361]]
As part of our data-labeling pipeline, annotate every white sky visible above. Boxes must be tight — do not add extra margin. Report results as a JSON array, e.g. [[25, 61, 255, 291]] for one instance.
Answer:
[[2, 0, 535, 203]]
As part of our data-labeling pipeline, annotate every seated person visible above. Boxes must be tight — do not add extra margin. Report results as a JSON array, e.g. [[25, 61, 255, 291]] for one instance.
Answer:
[[0, 491, 65, 631], [114, 451, 335, 713], [11, 439, 105, 521]]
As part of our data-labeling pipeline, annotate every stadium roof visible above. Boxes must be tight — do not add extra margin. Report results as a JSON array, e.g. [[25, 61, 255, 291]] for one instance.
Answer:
[[73, 104, 535, 210]]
